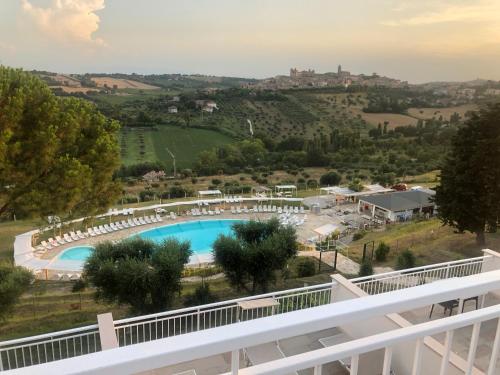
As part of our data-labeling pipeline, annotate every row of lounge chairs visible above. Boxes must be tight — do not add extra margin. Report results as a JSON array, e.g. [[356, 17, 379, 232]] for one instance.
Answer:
[[223, 195, 243, 203], [35, 214, 167, 253], [190, 207, 224, 216], [279, 213, 306, 226]]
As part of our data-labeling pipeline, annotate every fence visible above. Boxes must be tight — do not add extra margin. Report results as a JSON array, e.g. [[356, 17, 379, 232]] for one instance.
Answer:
[[351, 256, 488, 295], [0, 283, 332, 371]]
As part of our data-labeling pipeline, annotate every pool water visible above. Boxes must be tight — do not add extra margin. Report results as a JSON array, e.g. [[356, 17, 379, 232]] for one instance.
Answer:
[[58, 246, 94, 261], [137, 220, 243, 255], [57, 220, 244, 262]]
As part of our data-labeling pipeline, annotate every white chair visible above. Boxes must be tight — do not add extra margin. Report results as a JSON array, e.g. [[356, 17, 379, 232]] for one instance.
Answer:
[[300, 206, 305, 214], [215, 208, 221, 215], [202, 208, 208, 216], [41, 240, 52, 250], [139, 217, 147, 225], [133, 218, 142, 226], [76, 230, 87, 239], [278, 207, 283, 214], [55, 236, 66, 245], [156, 214, 164, 222], [144, 216, 152, 224], [99, 225, 109, 233], [128, 219, 136, 227], [110, 223, 120, 231], [294, 207, 299, 214], [230, 206, 236, 214], [48, 238, 59, 247], [69, 232, 79, 241], [104, 224, 113, 232], [208, 210, 214, 216], [170, 212, 177, 220], [236, 207, 242, 214], [150, 215, 158, 223], [63, 234, 73, 243]]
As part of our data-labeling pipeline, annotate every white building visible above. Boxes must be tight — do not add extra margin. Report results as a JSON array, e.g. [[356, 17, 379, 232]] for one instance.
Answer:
[[358, 190, 435, 222], [4, 251, 500, 374], [168, 106, 178, 114]]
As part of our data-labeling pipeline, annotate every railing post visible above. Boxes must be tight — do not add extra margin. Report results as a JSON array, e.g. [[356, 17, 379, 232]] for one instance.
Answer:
[[197, 308, 200, 331], [313, 364, 322, 375], [329, 279, 338, 303], [231, 349, 239, 375], [97, 313, 118, 351]]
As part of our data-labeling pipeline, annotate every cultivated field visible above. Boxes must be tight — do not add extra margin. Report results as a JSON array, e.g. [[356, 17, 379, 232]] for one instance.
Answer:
[[91, 77, 160, 90], [50, 86, 100, 94], [120, 125, 233, 169], [408, 104, 477, 121], [352, 109, 418, 128]]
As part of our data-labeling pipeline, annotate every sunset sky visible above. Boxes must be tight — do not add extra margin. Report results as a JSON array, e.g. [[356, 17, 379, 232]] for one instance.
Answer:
[[1, 0, 499, 83]]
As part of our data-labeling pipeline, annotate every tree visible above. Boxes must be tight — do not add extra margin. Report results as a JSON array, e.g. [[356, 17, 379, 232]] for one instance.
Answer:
[[0, 67, 121, 218], [435, 104, 500, 245], [396, 249, 416, 270], [0, 262, 33, 320], [84, 238, 192, 314], [184, 283, 217, 307], [319, 171, 341, 186], [375, 242, 390, 262], [213, 218, 298, 293], [358, 259, 373, 277]]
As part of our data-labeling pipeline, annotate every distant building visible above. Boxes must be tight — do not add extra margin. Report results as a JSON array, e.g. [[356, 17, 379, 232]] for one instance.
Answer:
[[290, 68, 316, 79], [171, 96, 180, 102], [202, 106, 214, 113], [168, 106, 178, 114], [142, 170, 166, 182], [485, 88, 500, 96]]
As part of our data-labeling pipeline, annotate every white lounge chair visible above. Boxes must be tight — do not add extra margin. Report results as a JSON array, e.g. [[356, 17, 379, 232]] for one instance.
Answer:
[[139, 217, 147, 225], [111, 223, 120, 231], [300, 206, 305, 214], [121, 220, 129, 228], [150, 215, 158, 223], [133, 218, 142, 226], [215, 208, 221, 215], [103, 224, 113, 232], [170, 212, 177, 220], [202, 208, 208, 216], [63, 234, 73, 243], [41, 240, 52, 250], [208, 209, 214, 216], [144, 216, 152, 224], [243, 206, 249, 213], [99, 225, 109, 233], [48, 238, 59, 247], [157, 214, 163, 222], [230, 206, 236, 214], [55, 236, 66, 245], [76, 230, 87, 239], [69, 231, 79, 241], [236, 207, 242, 214], [93, 226, 102, 235], [128, 219, 136, 227], [294, 206, 299, 214]]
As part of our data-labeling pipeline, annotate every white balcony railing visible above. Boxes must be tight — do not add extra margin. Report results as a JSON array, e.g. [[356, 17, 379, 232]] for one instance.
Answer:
[[16, 269, 500, 375], [0, 282, 332, 371], [351, 256, 488, 295], [0, 254, 492, 371]]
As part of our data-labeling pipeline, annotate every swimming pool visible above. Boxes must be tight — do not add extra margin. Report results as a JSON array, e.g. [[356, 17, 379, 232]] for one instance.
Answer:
[[57, 220, 244, 263], [58, 245, 94, 261]]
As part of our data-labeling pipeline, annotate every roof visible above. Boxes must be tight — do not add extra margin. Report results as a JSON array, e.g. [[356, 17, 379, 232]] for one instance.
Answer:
[[275, 185, 297, 189], [359, 190, 435, 212], [252, 186, 271, 192], [198, 190, 222, 196], [313, 223, 339, 236]]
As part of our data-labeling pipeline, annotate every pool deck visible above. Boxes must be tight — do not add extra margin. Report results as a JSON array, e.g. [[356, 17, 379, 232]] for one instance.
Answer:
[[35, 208, 356, 278]]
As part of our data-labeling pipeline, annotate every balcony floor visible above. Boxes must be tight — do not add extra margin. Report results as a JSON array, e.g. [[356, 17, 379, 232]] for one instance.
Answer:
[[400, 292, 500, 373]]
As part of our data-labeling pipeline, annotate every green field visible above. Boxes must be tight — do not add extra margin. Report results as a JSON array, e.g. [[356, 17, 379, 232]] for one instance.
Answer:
[[120, 125, 233, 169]]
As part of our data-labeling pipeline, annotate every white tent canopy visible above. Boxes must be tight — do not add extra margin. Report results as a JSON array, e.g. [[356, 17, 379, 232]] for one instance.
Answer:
[[197, 190, 222, 198], [313, 223, 339, 237], [275, 185, 297, 197]]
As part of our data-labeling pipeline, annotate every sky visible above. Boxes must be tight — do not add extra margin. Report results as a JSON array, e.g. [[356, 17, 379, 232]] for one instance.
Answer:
[[0, 0, 499, 83]]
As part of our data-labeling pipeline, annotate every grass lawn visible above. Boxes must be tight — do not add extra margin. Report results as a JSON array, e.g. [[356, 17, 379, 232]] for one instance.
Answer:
[[345, 218, 500, 267], [0, 219, 44, 261], [120, 125, 233, 169], [0, 257, 334, 340]]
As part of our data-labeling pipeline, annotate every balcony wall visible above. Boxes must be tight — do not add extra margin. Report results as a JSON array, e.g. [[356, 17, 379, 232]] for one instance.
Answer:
[[332, 274, 482, 375]]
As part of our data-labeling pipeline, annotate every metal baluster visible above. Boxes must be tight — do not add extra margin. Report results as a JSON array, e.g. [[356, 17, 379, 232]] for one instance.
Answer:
[[465, 322, 481, 374], [382, 347, 393, 375], [439, 330, 454, 375], [487, 318, 500, 375], [412, 338, 423, 375]]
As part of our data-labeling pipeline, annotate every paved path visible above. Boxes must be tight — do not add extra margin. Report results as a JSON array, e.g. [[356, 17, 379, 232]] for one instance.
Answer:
[[299, 250, 360, 275]]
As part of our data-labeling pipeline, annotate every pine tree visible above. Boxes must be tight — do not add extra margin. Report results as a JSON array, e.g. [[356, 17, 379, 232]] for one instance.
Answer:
[[435, 104, 500, 245]]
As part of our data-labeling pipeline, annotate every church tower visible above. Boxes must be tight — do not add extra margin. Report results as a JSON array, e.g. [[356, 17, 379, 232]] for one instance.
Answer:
[[337, 65, 342, 75]]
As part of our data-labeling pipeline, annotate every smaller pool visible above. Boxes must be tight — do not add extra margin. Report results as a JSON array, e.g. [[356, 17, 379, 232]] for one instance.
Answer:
[[58, 246, 94, 261]]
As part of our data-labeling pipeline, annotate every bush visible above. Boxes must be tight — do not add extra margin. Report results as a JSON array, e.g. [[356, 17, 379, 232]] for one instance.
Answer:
[[295, 258, 316, 277], [184, 283, 217, 307], [375, 242, 390, 262], [352, 231, 366, 241], [358, 259, 373, 277], [396, 249, 416, 270], [211, 179, 222, 185], [320, 171, 341, 186]]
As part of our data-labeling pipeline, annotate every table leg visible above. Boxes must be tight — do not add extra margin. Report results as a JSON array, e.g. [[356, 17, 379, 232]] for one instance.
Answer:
[[429, 304, 435, 319]]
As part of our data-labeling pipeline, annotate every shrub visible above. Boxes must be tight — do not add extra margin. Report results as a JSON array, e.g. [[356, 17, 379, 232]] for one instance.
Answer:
[[211, 179, 222, 185], [358, 259, 373, 277], [184, 283, 217, 307], [375, 242, 390, 262], [320, 171, 341, 186], [396, 249, 416, 270], [352, 231, 366, 241], [295, 258, 316, 277]]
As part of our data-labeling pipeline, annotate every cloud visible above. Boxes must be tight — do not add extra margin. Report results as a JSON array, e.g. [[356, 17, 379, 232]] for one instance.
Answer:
[[383, 1, 500, 26], [21, 0, 106, 45]]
